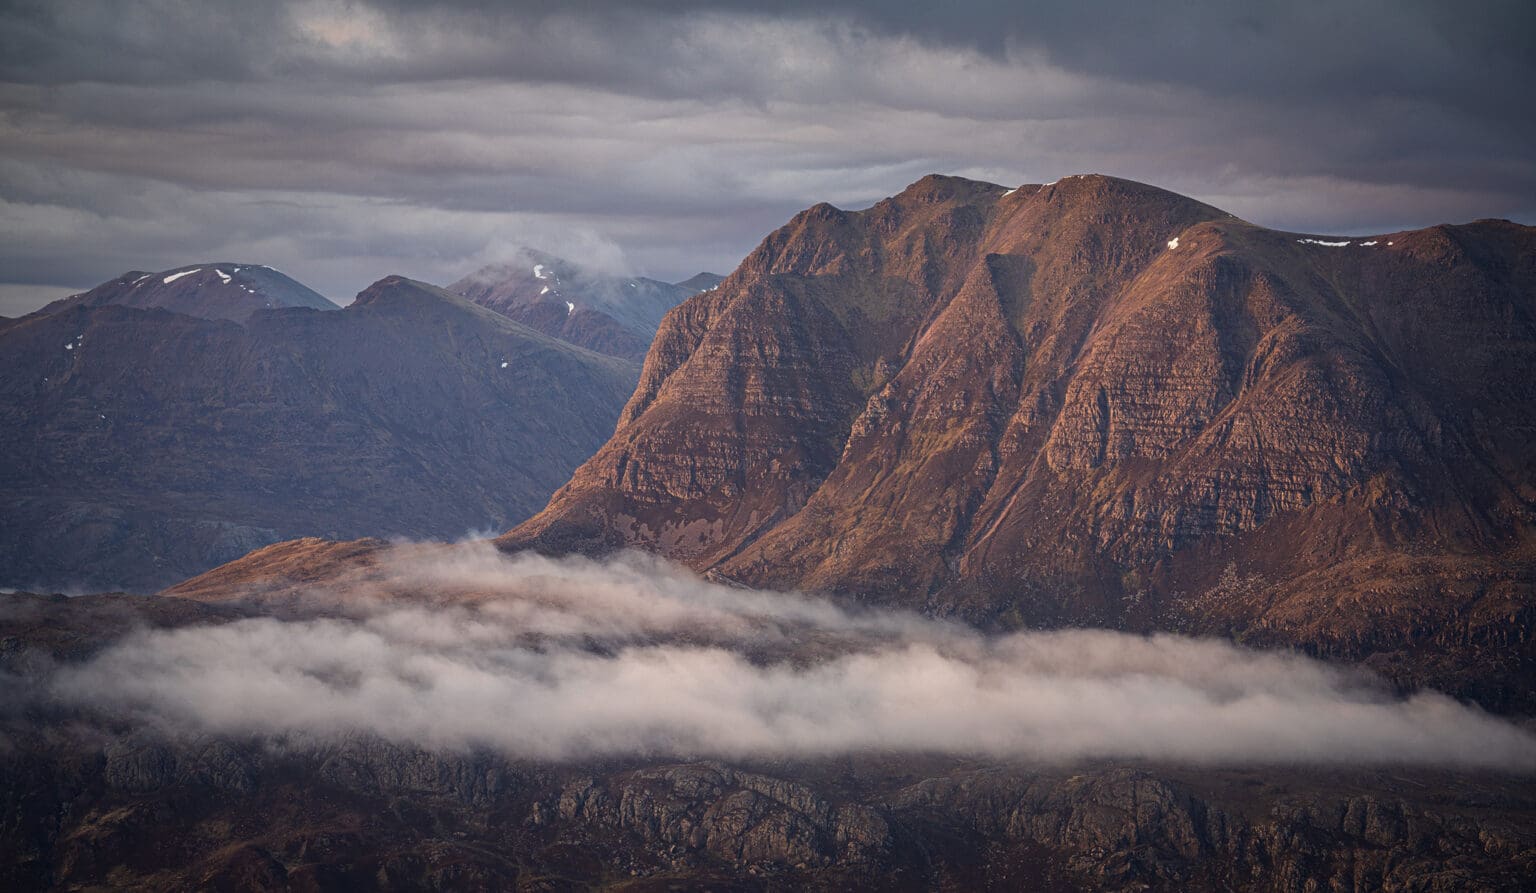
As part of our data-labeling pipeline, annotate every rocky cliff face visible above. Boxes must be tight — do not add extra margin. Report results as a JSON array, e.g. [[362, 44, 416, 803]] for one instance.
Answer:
[[0, 276, 637, 592], [500, 174, 1536, 706]]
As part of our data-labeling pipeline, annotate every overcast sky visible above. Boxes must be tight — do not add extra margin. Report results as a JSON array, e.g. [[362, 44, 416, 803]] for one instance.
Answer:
[[2, 0, 1532, 314]]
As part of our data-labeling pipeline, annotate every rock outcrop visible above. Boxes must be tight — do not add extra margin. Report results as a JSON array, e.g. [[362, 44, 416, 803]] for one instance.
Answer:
[[5, 734, 1532, 891]]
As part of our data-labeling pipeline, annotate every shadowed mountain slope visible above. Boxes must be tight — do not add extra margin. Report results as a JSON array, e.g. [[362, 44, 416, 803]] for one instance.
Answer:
[[0, 276, 637, 592]]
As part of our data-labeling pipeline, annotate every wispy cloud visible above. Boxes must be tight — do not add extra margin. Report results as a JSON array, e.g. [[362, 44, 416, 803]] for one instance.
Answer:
[[47, 544, 1536, 769]]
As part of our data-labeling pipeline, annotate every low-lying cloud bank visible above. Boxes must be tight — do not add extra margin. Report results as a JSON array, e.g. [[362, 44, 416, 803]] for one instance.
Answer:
[[48, 544, 1536, 770]]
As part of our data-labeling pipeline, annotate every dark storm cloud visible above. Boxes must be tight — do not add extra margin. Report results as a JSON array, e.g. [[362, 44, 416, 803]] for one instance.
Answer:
[[1, 0, 1531, 305]]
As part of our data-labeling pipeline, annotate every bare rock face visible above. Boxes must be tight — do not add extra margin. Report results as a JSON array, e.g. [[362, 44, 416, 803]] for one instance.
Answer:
[[501, 174, 1536, 706]]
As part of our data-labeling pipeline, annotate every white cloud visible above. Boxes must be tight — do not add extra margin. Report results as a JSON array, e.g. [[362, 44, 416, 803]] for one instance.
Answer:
[[46, 544, 1536, 769]]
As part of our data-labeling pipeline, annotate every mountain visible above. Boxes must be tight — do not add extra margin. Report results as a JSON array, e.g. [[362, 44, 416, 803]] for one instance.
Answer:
[[32, 263, 339, 323], [499, 173, 1536, 706], [675, 271, 726, 292], [449, 250, 720, 360], [0, 275, 637, 592]]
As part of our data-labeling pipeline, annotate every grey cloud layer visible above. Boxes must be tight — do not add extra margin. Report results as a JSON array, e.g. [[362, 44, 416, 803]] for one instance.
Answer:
[[47, 545, 1536, 769], [1, 1, 1532, 303]]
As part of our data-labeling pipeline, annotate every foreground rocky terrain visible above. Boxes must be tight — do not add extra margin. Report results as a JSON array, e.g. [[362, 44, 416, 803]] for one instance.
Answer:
[[0, 276, 637, 592], [6, 733, 1532, 892], [499, 173, 1536, 710], [2, 589, 1534, 892]]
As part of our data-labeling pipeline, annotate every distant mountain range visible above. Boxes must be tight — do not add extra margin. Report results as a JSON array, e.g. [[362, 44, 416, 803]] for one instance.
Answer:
[[7, 178, 1536, 892], [450, 250, 722, 360], [0, 271, 638, 591], [494, 173, 1536, 708]]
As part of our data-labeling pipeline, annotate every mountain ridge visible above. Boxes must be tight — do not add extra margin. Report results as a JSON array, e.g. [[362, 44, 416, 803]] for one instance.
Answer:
[[493, 172, 1536, 706], [0, 273, 638, 592], [31, 263, 339, 323]]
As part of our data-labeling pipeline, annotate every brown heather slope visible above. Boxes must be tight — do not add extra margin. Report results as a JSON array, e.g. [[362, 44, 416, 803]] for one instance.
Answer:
[[493, 173, 1536, 706]]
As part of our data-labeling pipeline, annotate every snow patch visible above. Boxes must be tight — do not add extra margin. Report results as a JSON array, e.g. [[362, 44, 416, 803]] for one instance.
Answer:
[[533, 264, 549, 280], [215, 269, 231, 283], [565, 301, 575, 315], [64, 343, 73, 350], [500, 361, 509, 369], [1167, 237, 1180, 250], [540, 286, 550, 295], [132, 274, 152, 285], [163, 268, 200, 284], [1296, 238, 1351, 247], [1362, 241, 1378, 246], [1002, 187, 1018, 196]]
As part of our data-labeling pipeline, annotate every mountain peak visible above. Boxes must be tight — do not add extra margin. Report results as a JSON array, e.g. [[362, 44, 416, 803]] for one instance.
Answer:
[[892, 173, 1002, 205], [36, 263, 337, 323], [448, 251, 701, 361], [350, 275, 492, 319], [500, 175, 1536, 708]]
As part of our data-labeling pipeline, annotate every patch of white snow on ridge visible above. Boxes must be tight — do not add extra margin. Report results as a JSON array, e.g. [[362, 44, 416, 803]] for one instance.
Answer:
[[163, 268, 200, 284], [215, 269, 231, 283], [565, 301, 575, 315], [1167, 237, 1179, 250], [500, 361, 509, 369], [65, 343, 73, 350], [1002, 187, 1018, 196], [132, 274, 152, 285], [533, 264, 548, 280], [540, 286, 550, 295], [1362, 241, 1378, 246], [1296, 238, 1351, 247]]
